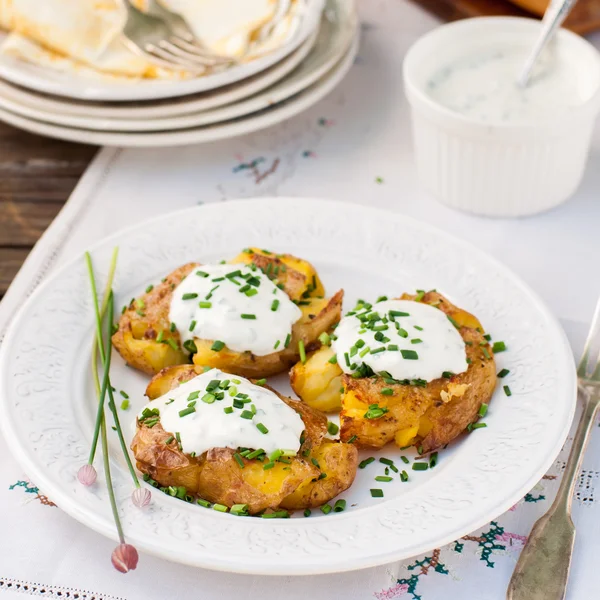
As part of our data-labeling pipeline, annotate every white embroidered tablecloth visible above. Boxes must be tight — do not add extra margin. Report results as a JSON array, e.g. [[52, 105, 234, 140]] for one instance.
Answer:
[[2, 1, 600, 598]]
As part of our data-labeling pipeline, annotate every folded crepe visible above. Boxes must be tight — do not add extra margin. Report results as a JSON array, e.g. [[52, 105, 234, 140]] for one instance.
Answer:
[[0, 0, 304, 80]]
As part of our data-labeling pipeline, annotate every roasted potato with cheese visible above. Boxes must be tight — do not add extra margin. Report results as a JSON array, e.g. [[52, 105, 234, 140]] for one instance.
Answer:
[[112, 248, 342, 377], [292, 292, 497, 453], [131, 365, 358, 514]]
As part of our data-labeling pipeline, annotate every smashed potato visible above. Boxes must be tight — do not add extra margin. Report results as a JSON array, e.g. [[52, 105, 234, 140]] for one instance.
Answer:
[[291, 292, 497, 453], [131, 365, 358, 514], [112, 251, 342, 377]]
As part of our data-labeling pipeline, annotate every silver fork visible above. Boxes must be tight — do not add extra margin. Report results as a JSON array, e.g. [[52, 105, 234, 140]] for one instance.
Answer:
[[121, 0, 233, 73], [506, 297, 600, 600]]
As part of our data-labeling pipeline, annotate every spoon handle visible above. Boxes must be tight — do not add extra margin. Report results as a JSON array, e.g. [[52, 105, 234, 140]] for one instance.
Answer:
[[517, 0, 579, 87]]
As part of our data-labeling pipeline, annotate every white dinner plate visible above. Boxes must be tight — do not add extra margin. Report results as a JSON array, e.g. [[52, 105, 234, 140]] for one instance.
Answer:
[[0, 33, 358, 147], [0, 3, 357, 132], [0, 0, 324, 102], [0, 197, 576, 575]]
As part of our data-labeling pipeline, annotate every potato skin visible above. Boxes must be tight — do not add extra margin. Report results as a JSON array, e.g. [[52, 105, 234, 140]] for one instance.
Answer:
[[337, 292, 497, 453], [111, 263, 195, 375], [112, 253, 343, 378], [132, 365, 358, 513]]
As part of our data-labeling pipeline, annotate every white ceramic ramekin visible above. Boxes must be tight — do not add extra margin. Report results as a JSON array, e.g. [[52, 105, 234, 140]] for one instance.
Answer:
[[403, 17, 600, 217]]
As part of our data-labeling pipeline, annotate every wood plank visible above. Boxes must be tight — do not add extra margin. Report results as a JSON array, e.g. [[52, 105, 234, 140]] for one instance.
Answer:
[[0, 200, 64, 246], [0, 121, 98, 299], [0, 247, 30, 297]]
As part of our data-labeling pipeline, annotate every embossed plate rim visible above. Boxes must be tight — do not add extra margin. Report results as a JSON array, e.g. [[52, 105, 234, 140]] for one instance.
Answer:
[[0, 197, 577, 574]]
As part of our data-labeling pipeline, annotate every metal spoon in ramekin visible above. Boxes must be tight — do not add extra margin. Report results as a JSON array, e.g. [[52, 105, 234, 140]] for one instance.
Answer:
[[518, 0, 579, 86]]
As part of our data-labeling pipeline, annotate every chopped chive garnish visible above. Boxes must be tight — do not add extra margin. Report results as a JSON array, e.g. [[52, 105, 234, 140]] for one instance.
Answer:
[[304, 509, 311, 517], [256, 423, 269, 434], [429, 452, 438, 468], [347, 435, 357, 444], [284, 333, 291, 348], [198, 301, 212, 309], [255, 378, 267, 386], [246, 448, 265, 460], [233, 453, 245, 469], [397, 328, 408, 338], [371, 347, 386, 354], [211, 340, 225, 351], [182, 293, 198, 300], [230, 504, 249, 515], [170, 322, 176, 332], [379, 458, 395, 466], [320, 504, 332, 515], [201, 393, 215, 404], [240, 410, 254, 420], [298, 340, 306, 364], [183, 339, 197, 354], [414, 325, 424, 331], [179, 406, 196, 417], [145, 284, 154, 293], [213, 504, 228, 513], [333, 499, 346, 512], [492, 341, 506, 353], [119, 390, 129, 399], [401, 349, 419, 360], [328, 354, 338, 364], [370, 489, 384, 498], [412, 462, 429, 471], [389, 311, 410, 317], [271, 299, 280, 311], [400, 470, 409, 482], [503, 385, 512, 396], [442, 371, 454, 378], [274, 340, 280, 349], [387, 344, 399, 351], [319, 332, 331, 345], [245, 288, 258, 297], [241, 313, 256, 320], [196, 270, 209, 278], [411, 338, 423, 344], [188, 320, 197, 332], [400, 455, 409, 464], [447, 315, 460, 329], [327, 421, 339, 435], [263, 461, 275, 470], [482, 347, 491, 360], [498, 368, 510, 378], [471, 422, 487, 430], [120, 399, 129, 410], [478, 403, 488, 417], [164, 436, 174, 445], [359, 346, 370, 357], [359, 457, 375, 469], [224, 406, 233, 414], [381, 388, 394, 396], [197, 498, 211, 508], [375, 476, 393, 482]]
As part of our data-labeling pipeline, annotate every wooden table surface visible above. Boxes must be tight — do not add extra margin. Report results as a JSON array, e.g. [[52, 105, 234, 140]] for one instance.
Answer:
[[0, 122, 97, 300]]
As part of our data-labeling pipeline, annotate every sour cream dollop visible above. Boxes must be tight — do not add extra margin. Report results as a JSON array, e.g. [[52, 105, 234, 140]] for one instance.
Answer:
[[332, 299, 467, 382], [138, 369, 305, 456], [169, 264, 302, 356]]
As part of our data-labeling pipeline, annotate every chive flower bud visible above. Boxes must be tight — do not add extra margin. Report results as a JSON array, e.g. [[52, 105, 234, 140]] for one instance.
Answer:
[[131, 487, 152, 508], [77, 464, 97, 486], [111, 543, 139, 573]]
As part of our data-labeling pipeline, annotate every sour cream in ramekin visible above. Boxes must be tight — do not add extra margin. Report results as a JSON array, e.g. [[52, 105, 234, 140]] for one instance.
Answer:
[[403, 17, 600, 217]]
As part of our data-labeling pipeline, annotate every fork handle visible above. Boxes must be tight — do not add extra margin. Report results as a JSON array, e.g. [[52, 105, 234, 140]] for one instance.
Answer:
[[506, 389, 600, 600]]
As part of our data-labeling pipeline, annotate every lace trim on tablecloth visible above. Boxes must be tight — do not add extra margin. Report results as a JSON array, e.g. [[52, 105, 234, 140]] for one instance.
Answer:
[[0, 577, 126, 600]]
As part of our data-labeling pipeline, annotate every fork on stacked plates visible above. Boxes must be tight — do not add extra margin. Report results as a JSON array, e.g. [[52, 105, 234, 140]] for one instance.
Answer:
[[0, 0, 358, 147]]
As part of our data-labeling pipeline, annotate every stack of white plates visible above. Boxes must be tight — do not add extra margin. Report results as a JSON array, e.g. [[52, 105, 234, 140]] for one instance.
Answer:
[[0, 0, 358, 147]]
